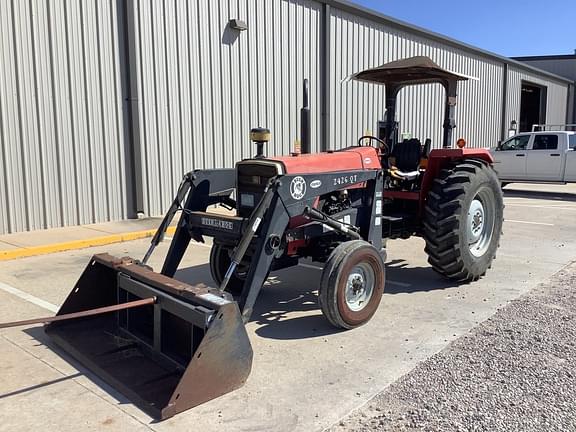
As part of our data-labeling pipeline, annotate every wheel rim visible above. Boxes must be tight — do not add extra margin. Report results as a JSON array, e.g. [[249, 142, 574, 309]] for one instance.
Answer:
[[344, 263, 375, 312], [467, 190, 495, 258]]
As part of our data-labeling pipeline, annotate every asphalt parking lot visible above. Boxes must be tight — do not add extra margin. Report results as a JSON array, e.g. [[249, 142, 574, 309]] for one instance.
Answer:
[[1, 183, 576, 432]]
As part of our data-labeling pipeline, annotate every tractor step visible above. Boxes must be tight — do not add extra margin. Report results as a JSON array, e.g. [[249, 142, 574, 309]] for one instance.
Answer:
[[381, 215, 403, 222]]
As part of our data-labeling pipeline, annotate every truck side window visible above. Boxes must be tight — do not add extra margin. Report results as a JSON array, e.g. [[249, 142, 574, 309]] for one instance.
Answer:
[[532, 135, 558, 150], [569, 134, 576, 150], [500, 135, 530, 151]]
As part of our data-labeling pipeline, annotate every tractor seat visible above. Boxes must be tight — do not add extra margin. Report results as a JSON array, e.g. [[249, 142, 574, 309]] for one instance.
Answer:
[[389, 138, 422, 180]]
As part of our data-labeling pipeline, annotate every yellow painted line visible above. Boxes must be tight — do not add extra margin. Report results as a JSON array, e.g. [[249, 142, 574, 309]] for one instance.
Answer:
[[0, 226, 176, 261]]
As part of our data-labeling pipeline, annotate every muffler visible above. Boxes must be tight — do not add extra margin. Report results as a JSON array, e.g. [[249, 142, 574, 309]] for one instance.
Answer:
[[41, 253, 252, 420]]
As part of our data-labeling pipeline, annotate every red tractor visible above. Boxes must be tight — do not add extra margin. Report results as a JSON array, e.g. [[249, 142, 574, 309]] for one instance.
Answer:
[[153, 56, 504, 329], [4, 57, 503, 419]]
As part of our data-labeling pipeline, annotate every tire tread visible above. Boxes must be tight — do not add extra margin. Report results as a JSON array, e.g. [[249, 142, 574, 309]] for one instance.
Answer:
[[423, 159, 503, 282]]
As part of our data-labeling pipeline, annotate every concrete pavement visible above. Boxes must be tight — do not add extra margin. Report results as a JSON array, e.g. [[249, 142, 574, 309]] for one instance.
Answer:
[[0, 217, 173, 261], [0, 183, 575, 431]]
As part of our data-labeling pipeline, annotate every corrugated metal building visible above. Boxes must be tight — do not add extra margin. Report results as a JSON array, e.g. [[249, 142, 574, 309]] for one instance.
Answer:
[[513, 54, 576, 124], [0, 0, 572, 234]]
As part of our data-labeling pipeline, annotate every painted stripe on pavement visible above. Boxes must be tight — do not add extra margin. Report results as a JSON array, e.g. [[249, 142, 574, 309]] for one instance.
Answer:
[[505, 219, 554, 226], [0, 281, 58, 313], [299, 263, 411, 287]]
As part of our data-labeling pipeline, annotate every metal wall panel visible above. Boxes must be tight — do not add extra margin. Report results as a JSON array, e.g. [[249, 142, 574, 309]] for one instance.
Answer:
[[518, 58, 576, 81], [0, 0, 128, 234], [517, 58, 576, 123], [505, 67, 569, 130], [1, 0, 572, 234], [329, 8, 505, 150], [133, 0, 323, 216]]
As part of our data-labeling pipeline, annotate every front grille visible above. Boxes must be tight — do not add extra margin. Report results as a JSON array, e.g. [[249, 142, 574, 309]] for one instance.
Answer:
[[236, 161, 282, 217]]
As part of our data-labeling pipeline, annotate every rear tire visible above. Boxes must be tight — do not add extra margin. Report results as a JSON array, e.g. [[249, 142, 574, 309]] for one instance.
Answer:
[[318, 240, 386, 329], [209, 244, 245, 296], [423, 159, 503, 282]]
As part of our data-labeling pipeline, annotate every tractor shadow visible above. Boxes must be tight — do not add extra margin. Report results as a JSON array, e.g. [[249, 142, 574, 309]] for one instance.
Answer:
[[385, 259, 460, 294], [175, 259, 460, 340], [175, 263, 339, 340], [503, 188, 576, 202], [251, 269, 339, 340], [0, 364, 81, 400], [19, 326, 135, 408], [174, 264, 216, 287]]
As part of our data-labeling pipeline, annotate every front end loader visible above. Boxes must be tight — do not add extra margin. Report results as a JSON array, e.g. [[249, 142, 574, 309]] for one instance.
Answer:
[[1, 56, 503, 420]]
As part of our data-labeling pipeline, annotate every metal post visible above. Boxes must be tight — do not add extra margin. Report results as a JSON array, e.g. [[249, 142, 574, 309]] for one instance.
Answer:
[[500, 62, 509, 141], [320, 3, 331, 151], [301, 79, 311, 153], [566, 83, 575, 125], [384, 84, 400, 150], [119, 0, 144, 216], [540, 85, 548, 126], [442, 80, 458, 148]]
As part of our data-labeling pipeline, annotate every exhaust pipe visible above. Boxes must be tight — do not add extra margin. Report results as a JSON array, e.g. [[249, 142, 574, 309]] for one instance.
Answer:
[[300, 79, 311, 154]]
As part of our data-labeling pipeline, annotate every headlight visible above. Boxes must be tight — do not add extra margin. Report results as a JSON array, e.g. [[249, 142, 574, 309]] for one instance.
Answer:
[[240, 193, 255, 207]]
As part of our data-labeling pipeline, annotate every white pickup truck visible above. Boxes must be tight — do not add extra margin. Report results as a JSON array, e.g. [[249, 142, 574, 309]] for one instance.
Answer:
[[491, 131, 576, 184]]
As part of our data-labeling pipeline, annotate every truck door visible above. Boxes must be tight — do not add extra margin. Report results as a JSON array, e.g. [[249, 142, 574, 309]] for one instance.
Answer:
[[493, 135, 530, 180], [564, 134, 576, 182], [526, 134, 563, 181]]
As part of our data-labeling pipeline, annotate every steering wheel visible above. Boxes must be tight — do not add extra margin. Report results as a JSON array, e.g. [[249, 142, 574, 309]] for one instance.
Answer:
[[358, 135, 389, 155]]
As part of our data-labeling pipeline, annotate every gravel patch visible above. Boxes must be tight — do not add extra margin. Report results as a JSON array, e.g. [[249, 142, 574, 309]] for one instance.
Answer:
[[331, 262, 576, 432]]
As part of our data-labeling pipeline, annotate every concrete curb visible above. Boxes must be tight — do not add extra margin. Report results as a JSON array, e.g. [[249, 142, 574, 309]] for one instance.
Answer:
[[0, 226, 176, 261]]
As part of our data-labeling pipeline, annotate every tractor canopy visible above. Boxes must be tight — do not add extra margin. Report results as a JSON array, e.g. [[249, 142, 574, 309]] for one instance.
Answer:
[[348, 56, 474, 86], [348, 56, 477, 149]]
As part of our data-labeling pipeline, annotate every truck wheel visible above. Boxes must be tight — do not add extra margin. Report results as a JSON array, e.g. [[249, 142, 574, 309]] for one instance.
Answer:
[[423, 159, 503, 282], [319, 240, 385, 329], [209, 244, 245, 296]]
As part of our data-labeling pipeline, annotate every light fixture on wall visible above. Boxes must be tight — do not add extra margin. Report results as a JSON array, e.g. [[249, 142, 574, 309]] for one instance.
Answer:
[[229, 19, 248, 31], [508, 120, 517, 137]]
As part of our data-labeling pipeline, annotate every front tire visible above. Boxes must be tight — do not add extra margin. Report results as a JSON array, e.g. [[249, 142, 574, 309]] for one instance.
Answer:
[[209, 243, 245, 296], [423, 159, 503, 282], [319, 240, 386, 329]]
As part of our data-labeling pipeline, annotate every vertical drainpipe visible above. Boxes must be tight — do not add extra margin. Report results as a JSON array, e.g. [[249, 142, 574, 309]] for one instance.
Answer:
[[500, 62, 509, 141], [320, 3, 331, 151], [566, 82, 575, 124], [121, 0, 144, 217], [573, 83, 576, 124]]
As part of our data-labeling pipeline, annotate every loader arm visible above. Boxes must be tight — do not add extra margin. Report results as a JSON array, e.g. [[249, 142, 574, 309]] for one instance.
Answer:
[[161, 167, 382, 323], [160, 168, 237, 276], [238, 169, 383, 321]]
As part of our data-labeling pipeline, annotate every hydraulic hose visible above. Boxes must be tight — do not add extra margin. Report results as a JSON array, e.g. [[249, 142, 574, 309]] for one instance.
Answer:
[[219, 179, 278, 292]]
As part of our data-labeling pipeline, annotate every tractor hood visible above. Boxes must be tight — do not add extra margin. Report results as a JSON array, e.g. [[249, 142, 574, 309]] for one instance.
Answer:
[[269, 146, 381, 174], [348, 56, 477, 86]]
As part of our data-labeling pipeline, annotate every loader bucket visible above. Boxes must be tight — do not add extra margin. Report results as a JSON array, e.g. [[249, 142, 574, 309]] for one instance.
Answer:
[[45, 253, 252, 420]]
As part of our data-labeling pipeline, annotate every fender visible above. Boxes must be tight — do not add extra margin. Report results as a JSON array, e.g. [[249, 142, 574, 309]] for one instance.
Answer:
[[419, 148, 494, 214]]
